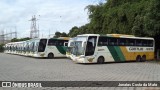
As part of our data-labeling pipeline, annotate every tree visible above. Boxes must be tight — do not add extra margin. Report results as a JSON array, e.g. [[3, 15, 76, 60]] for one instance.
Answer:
[[54, 32, 62, 38], [11, 38, 19, 42], [0, 44, 4, 52], [68, 26, 80, 37], [61, 32, 68, 37], [68, 0, 160, 50], [11, 37, 31, 42], [54, 31, 68, 38]]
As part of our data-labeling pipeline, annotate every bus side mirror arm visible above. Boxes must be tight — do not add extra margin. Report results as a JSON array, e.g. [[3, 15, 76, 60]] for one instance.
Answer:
[[82, 42, 86, 47]]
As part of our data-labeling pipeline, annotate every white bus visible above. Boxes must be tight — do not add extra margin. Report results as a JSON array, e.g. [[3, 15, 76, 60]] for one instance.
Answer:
[[33, 38, 68, 58], [70, 34, 155, 63], [4, 37, 69, 58], [66, 37, 76, 58], [17, 41, 25, 55], [6, 42, 13, 54], [31, 38, 69, 58]]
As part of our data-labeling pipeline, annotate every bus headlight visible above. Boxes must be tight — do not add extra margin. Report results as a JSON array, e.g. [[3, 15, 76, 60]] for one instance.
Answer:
[[79, 55, 85, 58]]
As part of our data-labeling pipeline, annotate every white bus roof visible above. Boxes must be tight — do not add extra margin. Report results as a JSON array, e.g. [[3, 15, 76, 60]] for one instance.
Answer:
[[77, 34, 100, 37], [77, 34, 154, 40]]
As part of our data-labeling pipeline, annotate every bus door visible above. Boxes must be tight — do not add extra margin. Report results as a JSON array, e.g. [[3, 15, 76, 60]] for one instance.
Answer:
[[85, 36, 97, 56], [38, 39, 47, 52]]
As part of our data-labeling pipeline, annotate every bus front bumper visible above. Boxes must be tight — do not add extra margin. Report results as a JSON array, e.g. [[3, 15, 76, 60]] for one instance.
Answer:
[[70, 55, 92, 63], [33, 53, 46, 58]]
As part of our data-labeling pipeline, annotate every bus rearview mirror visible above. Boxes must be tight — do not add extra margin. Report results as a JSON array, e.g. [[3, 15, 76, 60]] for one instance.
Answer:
[[82, 42, 86, 47]]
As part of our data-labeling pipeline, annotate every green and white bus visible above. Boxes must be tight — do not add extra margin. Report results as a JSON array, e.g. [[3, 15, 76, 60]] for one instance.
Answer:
[[70, 34, 155, 63], [4, 37, 69, 58], [28, 38, 69, 58]]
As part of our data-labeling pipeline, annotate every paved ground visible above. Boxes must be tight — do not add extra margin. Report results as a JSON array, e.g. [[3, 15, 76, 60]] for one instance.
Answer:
[[0, 53, 160, 90]]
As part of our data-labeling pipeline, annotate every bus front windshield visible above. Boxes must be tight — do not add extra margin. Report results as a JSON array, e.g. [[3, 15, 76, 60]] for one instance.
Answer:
[[33, 41, 39, 52], [29, 41, 38, 52], [72, 36, 87, 56], [66, 41, 74, 53]]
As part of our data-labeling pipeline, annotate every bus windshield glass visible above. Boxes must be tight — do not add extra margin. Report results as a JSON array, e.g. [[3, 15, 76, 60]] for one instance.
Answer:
[[66, 40, 75, 54], [33, 41, 39, 52], [72, 36, 87, 56]]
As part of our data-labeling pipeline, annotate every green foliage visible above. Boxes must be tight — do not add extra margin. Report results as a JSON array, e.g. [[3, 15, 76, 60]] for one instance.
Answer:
[[0, 44, 4, 52], [54, 31, 68, 38], [68, 26, 79, 37], [11, 37, 31, 42], [68, 0, 160, 38]]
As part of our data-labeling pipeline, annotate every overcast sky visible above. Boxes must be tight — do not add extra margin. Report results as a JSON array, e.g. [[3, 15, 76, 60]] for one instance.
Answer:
[[0, 0, 105, 38]]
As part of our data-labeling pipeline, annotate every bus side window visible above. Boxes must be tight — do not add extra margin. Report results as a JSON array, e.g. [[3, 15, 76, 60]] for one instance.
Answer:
[[108, 38, 117, 46], [142, 40, 148, 46], [64, 40, 68, 46], [118, 38, 126, 46], [148, 40, 153, 47], [136, 39, 142, 46], [58, 40, 61, 46], [48, 39, 55, 46], [64, 42, 68, 46], [98, 37, 108, 46], [59, 40, 64, 46], [128, 39, 135, 46], [55, 40, 59, 46]]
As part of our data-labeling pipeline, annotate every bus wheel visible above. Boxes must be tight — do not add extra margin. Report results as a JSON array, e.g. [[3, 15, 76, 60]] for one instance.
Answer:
[[97, 56, 105, 64], [141, 55, 146, 62], [136, 55, 141, 62], [48, 53, 54, 59]]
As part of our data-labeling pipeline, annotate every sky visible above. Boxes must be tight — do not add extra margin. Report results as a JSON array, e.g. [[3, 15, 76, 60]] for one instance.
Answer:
[[0, 0, 105, 38]]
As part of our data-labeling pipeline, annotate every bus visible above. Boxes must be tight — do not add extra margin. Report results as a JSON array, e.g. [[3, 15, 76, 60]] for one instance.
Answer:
[[66, 37, 76, 58], [5, 43, 13, 54], [4, 42, 18, 54], [4, 37, 69, 58], [17, 41, 25, 55], [26, 38, 69, 58], [70, 34, 155, 63]]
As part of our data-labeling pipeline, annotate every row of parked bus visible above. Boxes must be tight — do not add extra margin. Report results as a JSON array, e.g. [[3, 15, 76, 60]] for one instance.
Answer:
[[4, 34, 155, 64], [4, 37, 69, 58]]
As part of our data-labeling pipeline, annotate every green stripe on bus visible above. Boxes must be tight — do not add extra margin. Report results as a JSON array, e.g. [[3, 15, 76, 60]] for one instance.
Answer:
[[107, 46, 125, 62], [114, 46, 126, 61], [56, 46, 67, 55], [107, 46, 120, 62]]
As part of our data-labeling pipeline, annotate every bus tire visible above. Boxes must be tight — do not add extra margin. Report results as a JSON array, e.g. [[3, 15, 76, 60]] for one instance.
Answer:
[[136, 55, 141, 62], [141, 55, 146, 62], [48, 53, 54, 59], [97, 56, 105, 64]]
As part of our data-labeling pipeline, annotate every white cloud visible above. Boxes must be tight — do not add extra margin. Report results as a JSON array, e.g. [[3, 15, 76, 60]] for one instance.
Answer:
[[0, 0, 103, 38]]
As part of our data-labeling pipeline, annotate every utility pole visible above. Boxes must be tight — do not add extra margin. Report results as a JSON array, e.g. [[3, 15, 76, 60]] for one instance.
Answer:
[[29, 15, 39, 38], [0, 27, 17, 44]]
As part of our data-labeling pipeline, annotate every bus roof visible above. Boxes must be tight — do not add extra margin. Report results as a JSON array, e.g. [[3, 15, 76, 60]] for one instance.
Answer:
[[58, 37, 70, 40], [31, 37, 70, 40], [77, 34, 154, 40], [77, 34, 100, 37], [106, 34, 135, 37]]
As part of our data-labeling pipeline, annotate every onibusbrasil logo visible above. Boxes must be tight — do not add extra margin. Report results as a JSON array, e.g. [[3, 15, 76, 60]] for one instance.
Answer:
[[1, 82, 42, 88]]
